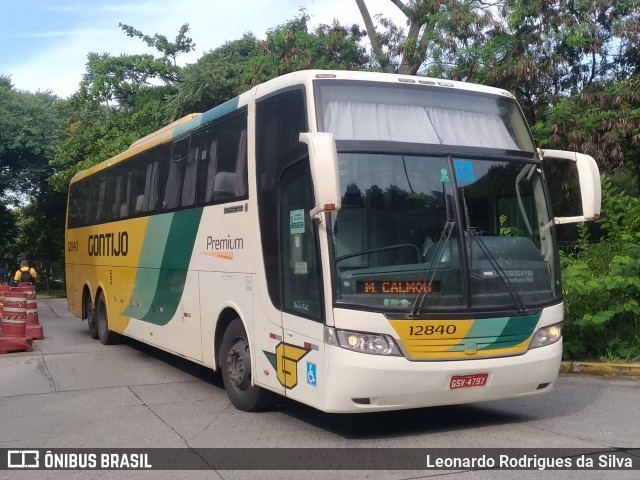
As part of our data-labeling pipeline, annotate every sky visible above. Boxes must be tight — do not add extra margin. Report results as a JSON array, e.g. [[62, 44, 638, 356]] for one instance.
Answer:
[[1, 0, 403, 98]]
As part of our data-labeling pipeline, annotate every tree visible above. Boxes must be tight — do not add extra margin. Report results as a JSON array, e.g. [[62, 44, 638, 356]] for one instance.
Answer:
[[355, 1, 640, 125], [561, 176, 640, 360], [475, 0, 640, 124], [250, 13, 368, 82], [49, 95, 166, 191], [165, 34, 262, 120], [355, 0, 494, 75], [0, 76, 66, 281], [9, 186, 67, 293], [49, 23, 196, 191], [0, 202, 15, 268], [532, 77, 640, 189], [119, 23, 195, 68], [0, 76, 61, 202], [80, 23, 195, 109], [168, 12, 368, 120]]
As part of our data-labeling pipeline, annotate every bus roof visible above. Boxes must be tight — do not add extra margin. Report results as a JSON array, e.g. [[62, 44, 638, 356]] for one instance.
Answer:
[[69, 69, 515, 185], [253, 69, 515, 100]]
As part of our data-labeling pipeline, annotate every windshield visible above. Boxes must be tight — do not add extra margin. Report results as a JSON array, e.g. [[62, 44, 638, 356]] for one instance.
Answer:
[[316, 81, 536, 152], [332, 154, 560, 313]]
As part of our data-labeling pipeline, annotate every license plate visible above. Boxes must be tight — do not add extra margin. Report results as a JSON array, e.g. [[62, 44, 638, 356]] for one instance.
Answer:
[[449, 373, 489, 389]]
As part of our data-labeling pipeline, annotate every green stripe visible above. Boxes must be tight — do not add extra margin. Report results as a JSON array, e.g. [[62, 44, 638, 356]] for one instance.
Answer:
[[479, 314, 539, 349], [448, 314, 540, 352], [123, 208, 203, 326], [200, 97, 240, 125], [170, 98, 240, 139]]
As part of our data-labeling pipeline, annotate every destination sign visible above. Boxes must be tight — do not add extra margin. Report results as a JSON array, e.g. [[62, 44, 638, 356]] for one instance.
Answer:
[[357, 281, 440, 294]]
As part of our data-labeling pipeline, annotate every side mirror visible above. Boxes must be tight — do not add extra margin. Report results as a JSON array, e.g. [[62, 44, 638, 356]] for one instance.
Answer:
[[299, 132, 342, 220], [539, 149, 602, 224]]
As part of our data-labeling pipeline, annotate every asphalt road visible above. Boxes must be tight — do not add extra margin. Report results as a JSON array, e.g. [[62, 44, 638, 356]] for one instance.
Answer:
[[0, 298, 638, 480]]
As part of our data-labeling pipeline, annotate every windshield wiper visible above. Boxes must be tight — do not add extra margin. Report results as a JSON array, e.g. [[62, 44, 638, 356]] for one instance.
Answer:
[[467, 229, 527, 315], [458, 187, 527, 315], [410, 219, 456, 317]]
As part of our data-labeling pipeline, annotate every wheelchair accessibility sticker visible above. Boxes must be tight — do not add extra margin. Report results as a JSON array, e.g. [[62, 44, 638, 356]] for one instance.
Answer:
[[454, 159, 475, 183], [307, 362, 317, 387]]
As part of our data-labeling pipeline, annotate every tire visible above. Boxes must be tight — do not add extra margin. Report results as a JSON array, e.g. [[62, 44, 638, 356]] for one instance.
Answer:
[[96, 292, 118, 345], [86, 295, 99, 340], [219, 318, 274, 412]]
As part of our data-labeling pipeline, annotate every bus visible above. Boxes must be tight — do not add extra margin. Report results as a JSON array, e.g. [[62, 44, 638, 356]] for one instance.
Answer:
[[65, 70, 601, 413]]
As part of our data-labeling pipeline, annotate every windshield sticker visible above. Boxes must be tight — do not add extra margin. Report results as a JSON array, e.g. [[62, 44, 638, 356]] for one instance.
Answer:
[[454, 159, 475, 183], [290, 209, 305, 234], [439, 168, 451, 183]]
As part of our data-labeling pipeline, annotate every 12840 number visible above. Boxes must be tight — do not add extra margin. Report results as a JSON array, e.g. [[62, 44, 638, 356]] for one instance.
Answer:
[[408, 324, 457, 336]]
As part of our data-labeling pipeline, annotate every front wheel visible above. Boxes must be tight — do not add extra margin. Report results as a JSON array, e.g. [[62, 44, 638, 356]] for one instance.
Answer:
[[219, 318, 274, 412]]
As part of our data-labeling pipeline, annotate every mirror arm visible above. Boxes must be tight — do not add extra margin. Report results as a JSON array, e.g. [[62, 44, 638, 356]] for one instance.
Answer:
[[310, 206, 323, 222]]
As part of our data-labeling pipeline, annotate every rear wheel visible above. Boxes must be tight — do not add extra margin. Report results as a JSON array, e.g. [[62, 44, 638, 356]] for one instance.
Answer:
[[96, 292, 118, 345], [219, 318, 274, 411], [85, 294, 98, 339]]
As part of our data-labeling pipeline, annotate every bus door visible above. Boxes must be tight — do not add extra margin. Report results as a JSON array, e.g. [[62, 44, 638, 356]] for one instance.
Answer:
[[278, 159, 327, 407]]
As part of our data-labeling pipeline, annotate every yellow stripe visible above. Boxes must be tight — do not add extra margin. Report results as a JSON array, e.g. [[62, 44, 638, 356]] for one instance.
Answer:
[[388, 319, 531, 359]]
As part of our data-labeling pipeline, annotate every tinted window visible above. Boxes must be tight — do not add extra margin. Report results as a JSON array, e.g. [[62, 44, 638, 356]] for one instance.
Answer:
[[68, 145, 162, 228], [198, 110, 248, 205], [256, 88, 308, 309], [160, 132, 201, 212], [280, 160, 323, 320]]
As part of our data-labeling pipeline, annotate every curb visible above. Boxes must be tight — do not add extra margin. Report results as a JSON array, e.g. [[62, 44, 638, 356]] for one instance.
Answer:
[[560, 361, 640, 377]]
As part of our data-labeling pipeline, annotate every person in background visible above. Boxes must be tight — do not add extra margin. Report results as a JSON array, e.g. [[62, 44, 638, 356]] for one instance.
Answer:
[[14, 260, 37, 285]]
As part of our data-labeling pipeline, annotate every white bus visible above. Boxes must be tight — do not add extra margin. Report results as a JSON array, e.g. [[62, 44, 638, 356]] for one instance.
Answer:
[[66, 70, 601, 413]]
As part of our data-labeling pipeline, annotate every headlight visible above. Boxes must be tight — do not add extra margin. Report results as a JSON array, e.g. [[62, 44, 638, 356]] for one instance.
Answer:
[[529, 322, 562, 349], [324, 326, 401, 356]]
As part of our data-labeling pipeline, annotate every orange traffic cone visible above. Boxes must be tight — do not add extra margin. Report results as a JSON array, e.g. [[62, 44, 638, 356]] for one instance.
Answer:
[[15, 284, 43, 339], [0, 290, 33, 354]]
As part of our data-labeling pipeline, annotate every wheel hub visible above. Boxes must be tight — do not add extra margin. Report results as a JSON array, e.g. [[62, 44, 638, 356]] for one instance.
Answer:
[[226, 339, 251, 393]]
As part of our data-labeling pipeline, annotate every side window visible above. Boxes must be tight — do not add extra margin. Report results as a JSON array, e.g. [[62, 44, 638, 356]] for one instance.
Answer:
[[67, 146, 163, 227], [280, 160, 323, 321], [130, 147, 160, 216], [161, 136, 190, 212], [69, 173, 107, 227], [181, 131, 200, 208], [92, 171, 109, 225], [198, 110, 248, 205], [256, 88, 308, 309], [106, 164, 131, 221], [158, 132, 202, 212], [68, 181, 88, 228]]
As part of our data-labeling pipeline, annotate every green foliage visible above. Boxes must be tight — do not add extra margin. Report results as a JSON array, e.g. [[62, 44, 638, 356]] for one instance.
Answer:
[[8, 186, 67, 292], [499, 215, 517, 237], [249, 13, 368, 84], [167, 12, 367, 120], [358, 0, 494, 76], [80, 23, 194, 108], [49, 22, 192, 191], [119, 22, 195, 66], [165, 34, 262, 120], [533, 77, 640, 176], [561, 176, 640, 360], [0, 79, 62, 201], [49, 98, 165, 191]]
